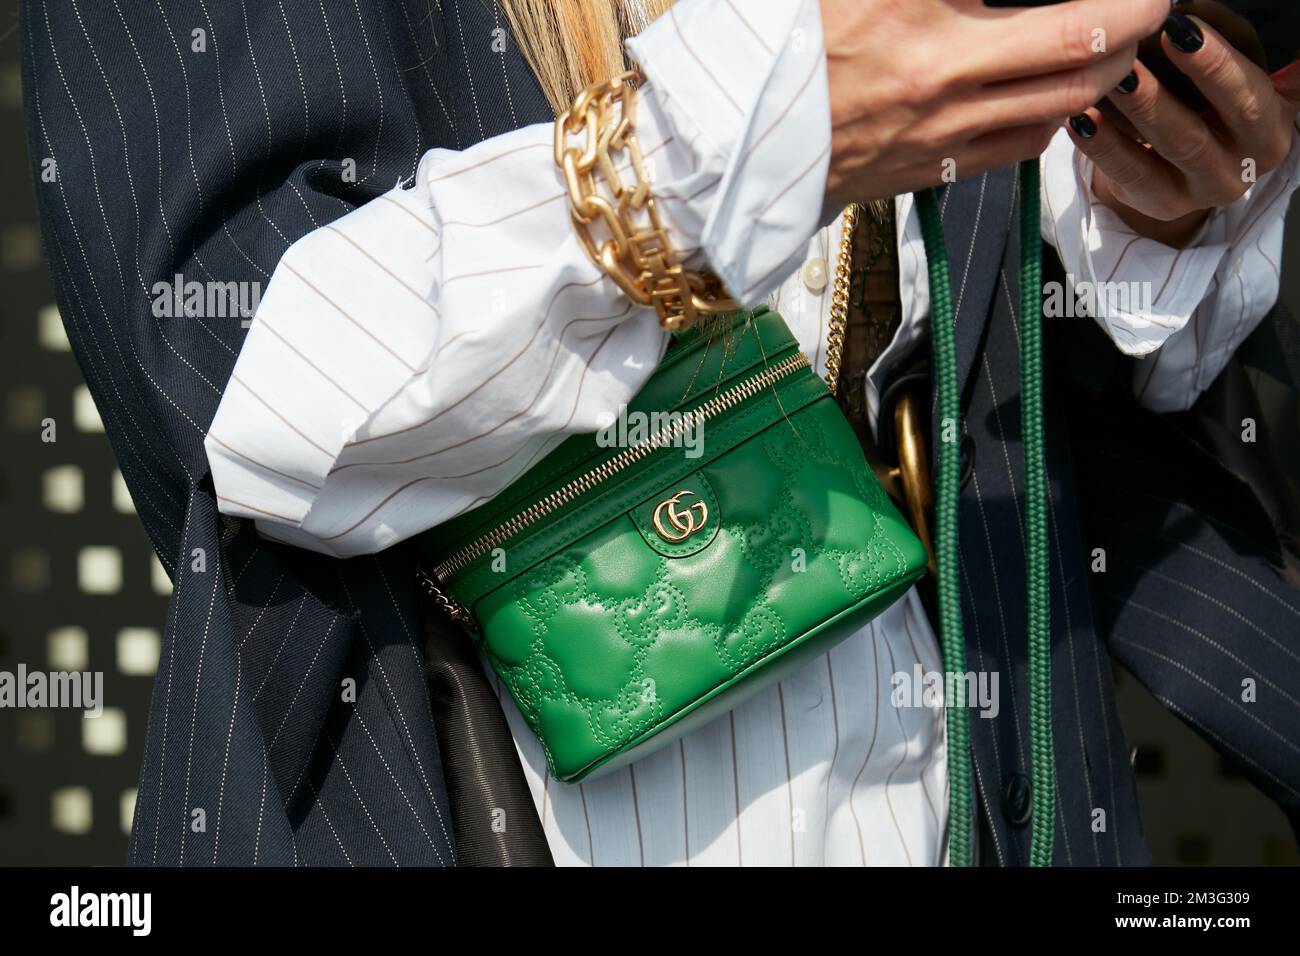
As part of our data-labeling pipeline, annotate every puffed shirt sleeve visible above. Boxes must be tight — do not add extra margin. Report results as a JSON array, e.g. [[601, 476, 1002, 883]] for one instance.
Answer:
[[1040, 123, 1300, 413], [204, 0, 831, 557]]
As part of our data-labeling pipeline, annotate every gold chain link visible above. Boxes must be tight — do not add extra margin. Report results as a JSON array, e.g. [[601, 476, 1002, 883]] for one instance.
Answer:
[[823, 202, 860, 397], [554, 68, 738, 333]]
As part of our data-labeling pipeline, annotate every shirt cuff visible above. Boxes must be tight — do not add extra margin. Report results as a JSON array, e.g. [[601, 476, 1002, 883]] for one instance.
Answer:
[[204, 176, 448, 528], [1042, 124, 1300, 358], [1041, 128, 1227, 357], [627, 0, 832, 306]]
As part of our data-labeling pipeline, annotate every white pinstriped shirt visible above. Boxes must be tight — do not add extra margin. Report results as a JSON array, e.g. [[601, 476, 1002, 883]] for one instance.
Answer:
[[205, 0, 1300, 864]]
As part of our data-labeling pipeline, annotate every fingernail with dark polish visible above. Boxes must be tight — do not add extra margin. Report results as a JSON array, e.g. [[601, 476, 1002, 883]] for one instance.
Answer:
[[1116, 71, 1139, 94], [1164, 11, 1204, 53], [1069, 114, 1097, 139]]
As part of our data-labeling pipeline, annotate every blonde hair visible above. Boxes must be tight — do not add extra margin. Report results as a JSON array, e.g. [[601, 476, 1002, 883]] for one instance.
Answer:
[[500, 0, 675, 116]]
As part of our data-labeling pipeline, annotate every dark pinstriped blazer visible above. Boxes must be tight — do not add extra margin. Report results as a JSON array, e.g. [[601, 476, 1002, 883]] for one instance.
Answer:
[[21, 0, 560, 866], [939, 171, 1300, 862], [21, 0, 1300, 866]]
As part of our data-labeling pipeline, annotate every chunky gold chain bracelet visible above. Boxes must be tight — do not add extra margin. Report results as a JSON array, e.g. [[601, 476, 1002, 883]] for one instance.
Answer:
[[554, 68, 738, 333]]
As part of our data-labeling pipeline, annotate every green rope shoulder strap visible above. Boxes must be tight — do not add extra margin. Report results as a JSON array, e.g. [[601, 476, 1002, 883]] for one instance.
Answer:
[[915, 160, 1056, 867]]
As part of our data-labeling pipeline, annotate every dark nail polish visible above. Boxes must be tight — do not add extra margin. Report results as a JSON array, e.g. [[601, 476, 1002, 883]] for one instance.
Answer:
[[1164, 11, 1204, 53], [1116, 71, 1139, 94], [1069, 114, 1097, 139]]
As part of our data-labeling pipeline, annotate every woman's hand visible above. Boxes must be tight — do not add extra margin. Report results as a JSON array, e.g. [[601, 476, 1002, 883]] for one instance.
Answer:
[[1068, 11, 1300, 248], [820, 0, 1170, 207]]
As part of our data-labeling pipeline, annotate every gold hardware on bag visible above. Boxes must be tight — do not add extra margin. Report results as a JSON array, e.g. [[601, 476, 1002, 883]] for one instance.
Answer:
[[554, 68, 738, 332], [651, 490, 709, 543], [888, 392, 937, 578]]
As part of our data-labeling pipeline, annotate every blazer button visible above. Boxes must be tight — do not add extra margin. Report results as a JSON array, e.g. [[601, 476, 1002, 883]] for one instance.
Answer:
[[1003, 772, 1032, 827], [959, 434, 976, 489]]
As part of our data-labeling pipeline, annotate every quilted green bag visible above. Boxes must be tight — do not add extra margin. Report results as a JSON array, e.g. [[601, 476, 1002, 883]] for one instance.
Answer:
[[417, 305, 927, 782]]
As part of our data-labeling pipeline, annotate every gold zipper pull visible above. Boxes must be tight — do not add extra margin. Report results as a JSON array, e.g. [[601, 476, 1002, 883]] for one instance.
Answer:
[[416, 567, 479, 635]]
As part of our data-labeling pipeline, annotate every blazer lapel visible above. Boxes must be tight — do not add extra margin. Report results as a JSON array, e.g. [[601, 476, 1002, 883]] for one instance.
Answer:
[[934, 167, 1019, 400]]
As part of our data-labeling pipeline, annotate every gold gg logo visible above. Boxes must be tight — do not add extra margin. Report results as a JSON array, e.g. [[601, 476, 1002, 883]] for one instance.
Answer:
[[652, 490, 709, 543]]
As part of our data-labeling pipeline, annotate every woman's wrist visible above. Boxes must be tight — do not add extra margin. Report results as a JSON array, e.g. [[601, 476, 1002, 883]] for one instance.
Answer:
[[1092, 170, 1212, 248]]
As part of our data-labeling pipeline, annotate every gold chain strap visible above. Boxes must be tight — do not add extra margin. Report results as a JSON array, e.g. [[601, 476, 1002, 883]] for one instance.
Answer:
[[823, 202, 860, 397], [554, 68, 738, 333]]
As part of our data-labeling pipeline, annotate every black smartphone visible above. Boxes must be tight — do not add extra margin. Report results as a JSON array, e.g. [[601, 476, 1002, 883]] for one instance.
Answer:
[[1219, 1, 1300, 75], [982, 3, 1300, 78], [985, 1, 1300, 113], [1141, 2, 1298, 112]]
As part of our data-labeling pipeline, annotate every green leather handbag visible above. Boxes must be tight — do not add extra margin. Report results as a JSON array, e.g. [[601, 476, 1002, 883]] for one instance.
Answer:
[[416, 306, 927, 782]]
